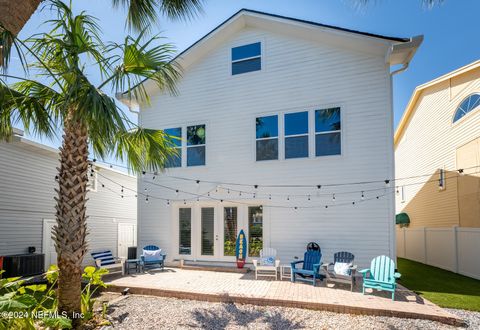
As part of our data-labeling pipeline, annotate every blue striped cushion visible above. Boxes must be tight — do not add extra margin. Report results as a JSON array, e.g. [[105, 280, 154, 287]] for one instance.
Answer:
[[91, 250, 116, 266]]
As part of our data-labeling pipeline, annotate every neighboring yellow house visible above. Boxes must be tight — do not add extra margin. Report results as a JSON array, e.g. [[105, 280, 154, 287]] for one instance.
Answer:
[[395, 60, 480, 228]]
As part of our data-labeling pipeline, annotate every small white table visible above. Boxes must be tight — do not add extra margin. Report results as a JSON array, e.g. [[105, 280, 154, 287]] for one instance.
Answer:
[[280, 264, 292, 280]]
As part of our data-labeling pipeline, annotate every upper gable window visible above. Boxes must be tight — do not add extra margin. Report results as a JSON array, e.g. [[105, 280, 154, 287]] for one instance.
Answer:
[[232, 42, 261, 75], [453, 93, 480, 123]]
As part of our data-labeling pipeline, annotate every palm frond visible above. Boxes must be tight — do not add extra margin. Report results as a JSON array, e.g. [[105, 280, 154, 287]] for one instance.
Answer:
[[112, 127, 178, 173], [112, 0, 204, 32], [104, 31, 181, 103], [0, 26, 28, 73], [0, 79, 58, 140]]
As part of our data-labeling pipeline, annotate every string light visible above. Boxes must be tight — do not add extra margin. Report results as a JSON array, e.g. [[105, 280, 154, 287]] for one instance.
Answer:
[[361, 191, 365, 200], [458, 169, 464, 176], [385, 180, 390, 187], [183, 200, 186, 205], [308, 195, 311, 201], [167, 200, 170, 206], [332, 194, 336, 202], [145, 195, 149, 203], [317, 185, 321, 190], [93, 164, 480, 210], [269, 194, 272, 200], [196, 180, 200, 187], [175, 189, 179, 196], [287, 196, 290, 201]]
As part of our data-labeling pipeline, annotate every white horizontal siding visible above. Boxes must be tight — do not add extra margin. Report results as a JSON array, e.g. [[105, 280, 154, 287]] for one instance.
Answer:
[[138, 26, 395, 269], [0, 141, 137, 265]]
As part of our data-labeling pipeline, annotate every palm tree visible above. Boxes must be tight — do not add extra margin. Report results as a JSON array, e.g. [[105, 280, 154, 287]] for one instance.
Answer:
[[0, 0, 203, 68], [0, 0, 183, 323]]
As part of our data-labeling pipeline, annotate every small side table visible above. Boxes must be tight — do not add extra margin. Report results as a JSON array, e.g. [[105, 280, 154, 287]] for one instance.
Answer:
[[125, 259, 142, 274], [280, 264, 292, 281]]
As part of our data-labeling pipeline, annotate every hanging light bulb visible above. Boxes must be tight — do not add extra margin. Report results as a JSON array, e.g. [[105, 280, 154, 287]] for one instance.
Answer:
[[55, 175, 59, 181], [352, 201, 355, 205], [196, 180, 200, 187], [144, 187, 148, 192], [135, 194, 137, 198], [175, 189, 179, 196], [254, 185, 258, 189], [308, 195, 311, 201], [196, 197, 200, 202], [101, 184, 105, 188], [207, 192, 211, 197], [253, 192, 256, 199], [293, 206, 298, 211], [166, 199, 170, 206], [145, 195, 149, 203], [121, 186, 124, 193], [269, 194, 272, 200], [142, 171, 146, 176], [183, 200, 186, 205], [215, 186, 219, 193], [152, 172, 157, 180], [287, 195, 290, 201], [396, 187, 400, 194], [227, 188, 230, 194], [361, 191, 365, 200], [220, 199, 224, 203], [325, 205, 328, 209], [317, 185, 321, 190], [332, 193, 336, 202], [458, 169, 464, 176], [239, 191, 242, 197], [385, 180, 390, 187]]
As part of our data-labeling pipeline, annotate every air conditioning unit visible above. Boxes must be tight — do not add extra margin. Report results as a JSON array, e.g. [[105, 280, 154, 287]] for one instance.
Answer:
[[2, 254, 45, 277]]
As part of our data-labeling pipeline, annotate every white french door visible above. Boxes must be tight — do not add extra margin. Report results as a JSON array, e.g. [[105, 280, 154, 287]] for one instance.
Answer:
[[173, 203, 264, 262]]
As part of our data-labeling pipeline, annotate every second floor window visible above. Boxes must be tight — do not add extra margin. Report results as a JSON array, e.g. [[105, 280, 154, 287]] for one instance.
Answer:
[[232, 42, 261, 75], [256, 115, 278, 161], [315, 108, 341, 156], [285, 111, 309, 159], [187, 125, 206, 166], [164, 127, 182, 168]]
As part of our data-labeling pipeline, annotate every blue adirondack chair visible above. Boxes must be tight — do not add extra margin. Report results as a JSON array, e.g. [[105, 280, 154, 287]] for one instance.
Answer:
[[291, 250, 322, 286], [141, 245, 166, 271], [359, 255, 401, 300]]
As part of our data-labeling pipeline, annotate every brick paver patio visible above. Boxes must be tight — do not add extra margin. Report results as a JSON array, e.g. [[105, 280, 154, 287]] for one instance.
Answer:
[[105, 267, 464, 326]]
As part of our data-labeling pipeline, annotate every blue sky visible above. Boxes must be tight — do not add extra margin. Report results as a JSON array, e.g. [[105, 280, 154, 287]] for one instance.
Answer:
[[9, 0, 480, 152]]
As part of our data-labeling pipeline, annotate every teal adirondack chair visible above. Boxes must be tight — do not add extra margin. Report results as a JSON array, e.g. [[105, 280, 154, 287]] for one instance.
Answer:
[[359, 255, 401, 301]]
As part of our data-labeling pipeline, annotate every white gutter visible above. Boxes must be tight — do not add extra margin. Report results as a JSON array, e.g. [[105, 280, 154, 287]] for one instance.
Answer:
[[389, 35, 423, 76]]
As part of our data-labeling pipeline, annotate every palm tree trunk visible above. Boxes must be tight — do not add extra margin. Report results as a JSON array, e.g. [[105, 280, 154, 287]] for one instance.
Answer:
[[0, 0, 41, 66], [0, 0, 41, 35], [53, 115, 89, 324]]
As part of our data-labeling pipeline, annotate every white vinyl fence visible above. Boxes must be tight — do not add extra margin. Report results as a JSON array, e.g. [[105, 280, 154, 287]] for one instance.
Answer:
[[396, 226, 480, 280]]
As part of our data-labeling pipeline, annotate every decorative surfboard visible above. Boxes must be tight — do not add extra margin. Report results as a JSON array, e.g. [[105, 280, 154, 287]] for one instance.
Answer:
[[235, 229, 247, 268]]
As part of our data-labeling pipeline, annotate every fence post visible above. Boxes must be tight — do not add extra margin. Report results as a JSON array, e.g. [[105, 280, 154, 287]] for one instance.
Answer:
[[452, 226, 459, 273], [423, 227, 428, 264]]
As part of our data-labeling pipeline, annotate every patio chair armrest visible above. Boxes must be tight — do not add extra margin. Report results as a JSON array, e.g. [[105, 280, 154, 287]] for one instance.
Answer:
[[290, 260, 303, 269], [95, 259, 102, 268], [313, 263, 321, 273], [349, 265, 357, 275], [394, 272, 401, 279], [252, 259, 258, 267], [275, 259, 281, 268], [359, 269, 370, 278]]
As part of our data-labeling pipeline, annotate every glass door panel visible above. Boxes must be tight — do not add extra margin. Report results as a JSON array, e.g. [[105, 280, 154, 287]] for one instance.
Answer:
[[223, 207, 237, 256], [248, 206, 263, 257], [201, 207, 215, 256], [178, 208, 192, 255]]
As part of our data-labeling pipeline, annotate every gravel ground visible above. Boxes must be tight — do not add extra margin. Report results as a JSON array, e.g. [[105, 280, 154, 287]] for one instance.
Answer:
[[103, 295, 478, 330]]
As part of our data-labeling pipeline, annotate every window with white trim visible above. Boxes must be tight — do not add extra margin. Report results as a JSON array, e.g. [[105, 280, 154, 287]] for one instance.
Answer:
[[285, 111, 309, 159], [164, 127, 182, 168], [453, 93, 480, 123], [315, 108, 341, 156], [256, 115, 278, 161], [187, 125, 206, 166], [232, 42, 261, 75]]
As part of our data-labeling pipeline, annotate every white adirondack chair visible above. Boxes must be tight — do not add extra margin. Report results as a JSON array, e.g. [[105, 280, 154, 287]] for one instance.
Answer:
[[252, 248, 281, 280]]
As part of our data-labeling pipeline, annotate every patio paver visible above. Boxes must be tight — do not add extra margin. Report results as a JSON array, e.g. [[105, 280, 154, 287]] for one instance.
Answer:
[[104, 267, 464, 326]]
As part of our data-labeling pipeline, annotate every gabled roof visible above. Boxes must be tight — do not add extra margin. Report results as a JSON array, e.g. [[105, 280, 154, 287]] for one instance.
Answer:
[[394, 59, 480, 146], [117, 9, 421, 107]]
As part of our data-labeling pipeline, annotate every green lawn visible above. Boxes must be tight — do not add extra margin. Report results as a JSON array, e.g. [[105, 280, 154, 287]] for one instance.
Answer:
[[397, 258, 480, 311]]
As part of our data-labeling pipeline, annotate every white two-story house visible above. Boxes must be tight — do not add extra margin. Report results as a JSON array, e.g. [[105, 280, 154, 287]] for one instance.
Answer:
[[117, 9, 422, 268]]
